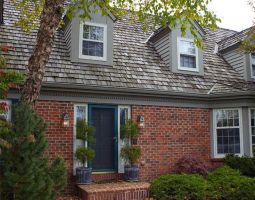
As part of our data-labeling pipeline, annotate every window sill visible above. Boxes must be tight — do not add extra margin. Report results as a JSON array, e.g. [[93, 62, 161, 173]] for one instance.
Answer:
[[178, 67, 199, 72], [79, 55, 107, 62]]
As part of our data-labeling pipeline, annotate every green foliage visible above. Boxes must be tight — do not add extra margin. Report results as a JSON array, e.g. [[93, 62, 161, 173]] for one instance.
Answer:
[[49, 156, 68, 193], [120, 119, 140, 140], [0, 102, 67, 200], [76, 119, 95, 143], [11, 0, 219, 47], [150, 174, 207, 200], [120, 120, 141, 166], [224, 154, 255, 177], [75, 119, 96, 167], [11, 0, 44, 32], [0, 46, 24, 100], [240, 1, 255, 53], [207, 166, 255, 200], [75, 146, 95, 166], [120, 145, 141, 166]]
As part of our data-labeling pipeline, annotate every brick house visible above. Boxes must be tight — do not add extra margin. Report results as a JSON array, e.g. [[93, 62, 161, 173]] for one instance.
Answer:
[[1, 0, 255, 198]]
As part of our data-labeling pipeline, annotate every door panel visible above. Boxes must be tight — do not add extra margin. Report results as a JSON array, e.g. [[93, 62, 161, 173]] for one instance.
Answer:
[[90, 106, 117, 171]]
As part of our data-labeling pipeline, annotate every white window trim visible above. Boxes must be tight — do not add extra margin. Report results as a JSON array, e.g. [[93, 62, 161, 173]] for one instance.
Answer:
[[249, 54, 255, 79], [177, 37, 199, 72], [249, 108, 255, 156], [73, 103, 88, 175], [213, 108, 244, 158], [0, 100, 11, 121], [79, 21, 107, 61]]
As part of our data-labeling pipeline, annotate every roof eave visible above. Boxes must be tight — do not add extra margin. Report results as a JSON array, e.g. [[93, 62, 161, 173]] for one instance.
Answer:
[[41, 82, 255, 101]]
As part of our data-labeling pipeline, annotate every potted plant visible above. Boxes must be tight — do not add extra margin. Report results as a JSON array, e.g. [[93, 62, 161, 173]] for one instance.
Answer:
[[120, 120, 142, 181], [75, 120, 96, 184]]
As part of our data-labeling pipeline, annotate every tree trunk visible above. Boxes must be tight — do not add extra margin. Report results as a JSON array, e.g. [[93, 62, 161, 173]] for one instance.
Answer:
[[21, 0, 65, 104]]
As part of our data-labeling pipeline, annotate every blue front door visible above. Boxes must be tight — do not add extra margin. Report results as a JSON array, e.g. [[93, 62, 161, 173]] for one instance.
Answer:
[[89, 105, 118, 172]]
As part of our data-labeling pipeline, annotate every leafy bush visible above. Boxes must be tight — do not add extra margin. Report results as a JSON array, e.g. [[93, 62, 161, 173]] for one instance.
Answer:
[[121, 145, 141, 166], [75, 147, 95, 166], [120, 119, 140, 140], [175, 156, 209, 176], [150, 174, 207, 200], [75, 120, 95, 167], [207, 166, 255, 200], [224, 154, 255, 177]]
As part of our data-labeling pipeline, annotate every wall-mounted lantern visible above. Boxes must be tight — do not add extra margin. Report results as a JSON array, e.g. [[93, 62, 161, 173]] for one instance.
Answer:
[[62, 113, 70, 127], [137, 115, 145, 128]]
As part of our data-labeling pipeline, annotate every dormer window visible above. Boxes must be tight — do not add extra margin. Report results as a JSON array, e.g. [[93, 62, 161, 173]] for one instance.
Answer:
[[177, 38, 199, 72], [79, 22, 107, 61], [250, 53, 255, 78]]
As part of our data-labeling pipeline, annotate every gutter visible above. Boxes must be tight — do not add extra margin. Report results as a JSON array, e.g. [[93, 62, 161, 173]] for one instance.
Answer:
[[41, 82, 255, 102]]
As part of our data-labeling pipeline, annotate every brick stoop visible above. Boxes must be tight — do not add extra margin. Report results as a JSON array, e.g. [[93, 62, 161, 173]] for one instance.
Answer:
[[78, 182, 150, 200]]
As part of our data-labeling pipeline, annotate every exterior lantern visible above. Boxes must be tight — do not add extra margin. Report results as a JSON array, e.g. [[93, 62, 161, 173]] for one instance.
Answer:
[[62, 113, 70, 127], [137, 115, 145, 128]]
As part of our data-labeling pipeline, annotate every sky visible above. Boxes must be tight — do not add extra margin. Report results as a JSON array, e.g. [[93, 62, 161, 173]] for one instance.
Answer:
[[208, 0, 255, 31]]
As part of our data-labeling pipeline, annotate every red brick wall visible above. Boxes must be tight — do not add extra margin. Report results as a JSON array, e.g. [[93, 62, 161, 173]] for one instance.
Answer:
[[35, 101, 212, 196], [132, 105, 211, 181], [35, 100, 75, 195]]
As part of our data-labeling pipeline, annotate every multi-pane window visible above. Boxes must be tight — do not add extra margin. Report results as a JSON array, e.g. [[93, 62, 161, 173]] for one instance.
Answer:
[[80, 22, 106, 60], [0, 100, 11, 121], [251, 54, 255, 78], [214, 109, 242, 157], [178, 38, 198, 71], [250, 109, 255, 155], [120, 107, 129, 126]]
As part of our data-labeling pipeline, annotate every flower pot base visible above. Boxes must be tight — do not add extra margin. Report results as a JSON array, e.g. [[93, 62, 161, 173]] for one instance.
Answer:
[[124, 166, 139, 182], [76, 167, 92, 184]]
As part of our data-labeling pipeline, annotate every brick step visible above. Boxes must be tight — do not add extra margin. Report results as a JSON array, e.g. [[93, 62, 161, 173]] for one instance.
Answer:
[[78, 182, 150, 200]]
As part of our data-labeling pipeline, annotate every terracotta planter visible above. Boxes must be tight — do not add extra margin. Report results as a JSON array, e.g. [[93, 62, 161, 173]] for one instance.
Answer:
[[76, 167, 92, 184], [124, 165, 139, 181]]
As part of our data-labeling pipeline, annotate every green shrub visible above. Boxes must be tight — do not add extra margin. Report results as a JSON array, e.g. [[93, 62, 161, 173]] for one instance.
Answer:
[[121, 145, 141, 166], [75, 147, 95, 166], [150, 174, 207, 200], [207, 166, 255, 200], [224, 154, 255, 177]]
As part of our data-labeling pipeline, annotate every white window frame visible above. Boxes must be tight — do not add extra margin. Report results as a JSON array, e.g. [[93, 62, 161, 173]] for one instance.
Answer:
[[250, 54, 255, 79], [249, 108, 255, 156], [213, 108, 243, 158], [0, 100, 11, 121], [177, 37, 199, 72], [73, 103, 88, 175], [79, 21, 107, 61]]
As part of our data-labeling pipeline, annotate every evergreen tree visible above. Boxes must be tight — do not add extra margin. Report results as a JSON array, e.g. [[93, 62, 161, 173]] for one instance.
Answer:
[[0, 102, 67, 200]]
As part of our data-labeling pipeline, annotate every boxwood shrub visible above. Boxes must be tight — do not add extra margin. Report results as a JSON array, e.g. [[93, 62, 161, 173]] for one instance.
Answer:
[[207, 166, 255, 200], [150, 174, 207, 200], [224, 154, 255, 177]]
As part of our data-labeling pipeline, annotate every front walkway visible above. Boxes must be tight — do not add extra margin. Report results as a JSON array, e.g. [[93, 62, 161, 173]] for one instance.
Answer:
[[78, 181, 150, 200]]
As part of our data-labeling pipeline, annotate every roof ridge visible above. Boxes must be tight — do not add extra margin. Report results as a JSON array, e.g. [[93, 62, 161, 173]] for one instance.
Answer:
[[217, 26, 252, 45], [217, 27, 237, 33]]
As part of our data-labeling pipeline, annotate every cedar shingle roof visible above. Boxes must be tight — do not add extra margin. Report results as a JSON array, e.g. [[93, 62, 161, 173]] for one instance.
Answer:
[[1, 0, 255, 96], [217, 27, 252, 52]]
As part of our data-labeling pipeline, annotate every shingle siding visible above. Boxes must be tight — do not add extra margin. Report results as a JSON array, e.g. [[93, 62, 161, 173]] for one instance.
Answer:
[[223, 50, 246, 77], [63, 20, 72, 55], [152, 32, 171, 66]]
